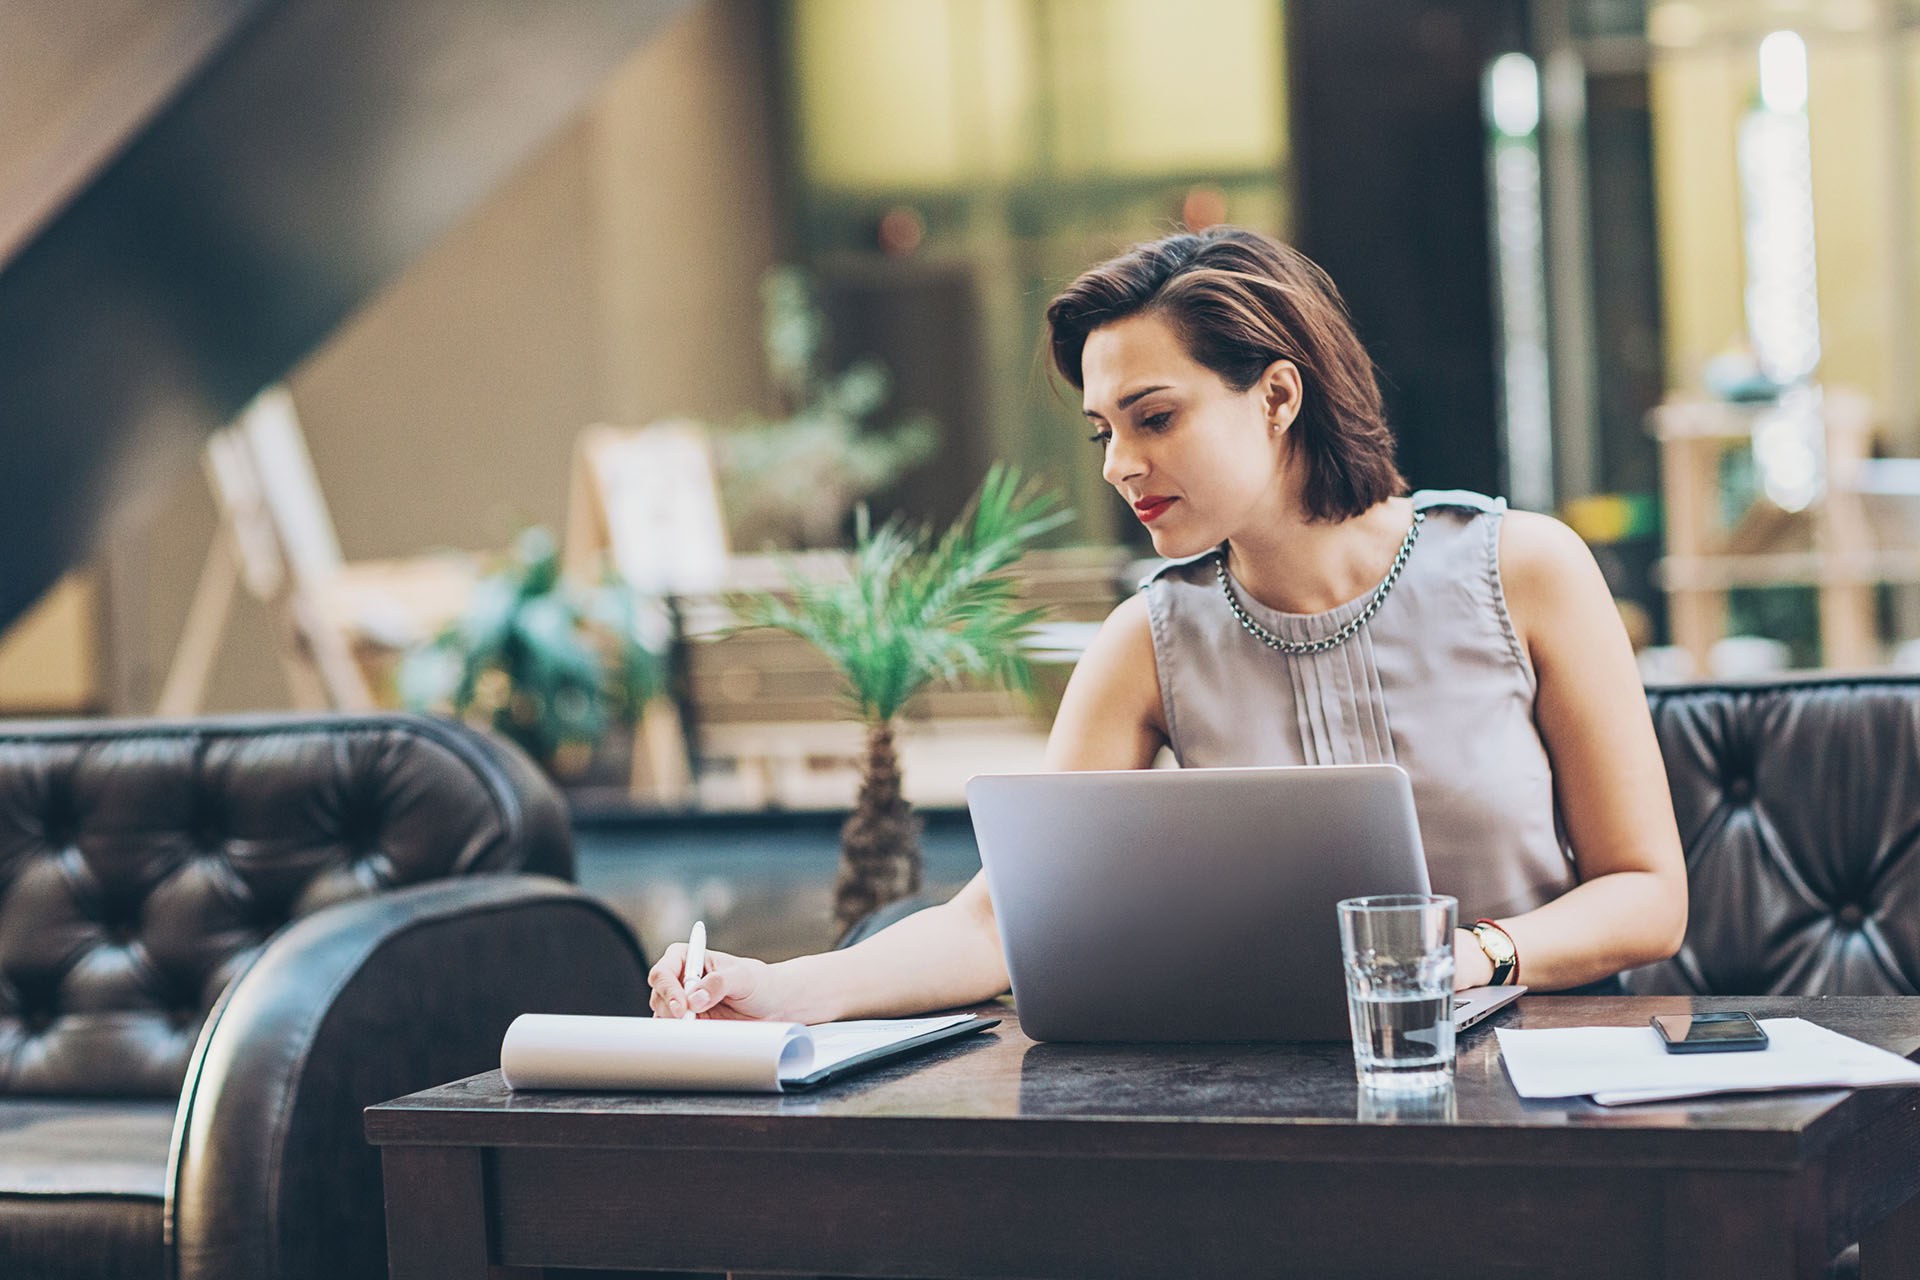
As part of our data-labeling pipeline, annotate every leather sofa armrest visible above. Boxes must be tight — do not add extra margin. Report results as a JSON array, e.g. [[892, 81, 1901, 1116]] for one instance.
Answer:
[[166, 875, 649, 1280], [415, 715, 575, 878]]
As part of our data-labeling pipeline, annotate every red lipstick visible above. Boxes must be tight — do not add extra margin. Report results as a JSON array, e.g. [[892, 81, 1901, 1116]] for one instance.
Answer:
[[1133, 496, 1176, 523]]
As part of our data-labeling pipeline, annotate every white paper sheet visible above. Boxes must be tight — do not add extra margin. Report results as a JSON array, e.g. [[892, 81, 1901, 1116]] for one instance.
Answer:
[[499, 1012, 980, 1093], [1494, 1017, 1920, 1106], [795, 1015, 977, 1077]]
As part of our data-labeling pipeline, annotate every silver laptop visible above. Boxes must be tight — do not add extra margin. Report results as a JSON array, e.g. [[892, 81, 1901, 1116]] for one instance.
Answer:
[[967, 764, 1525, 1042]]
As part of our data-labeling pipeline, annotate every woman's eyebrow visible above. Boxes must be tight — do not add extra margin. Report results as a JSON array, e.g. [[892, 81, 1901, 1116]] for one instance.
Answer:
[[1083, 384, 1171, 419]]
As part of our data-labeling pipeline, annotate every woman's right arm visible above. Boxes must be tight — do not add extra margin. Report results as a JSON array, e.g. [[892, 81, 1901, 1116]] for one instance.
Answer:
[[650, 592, 1167, 1023]]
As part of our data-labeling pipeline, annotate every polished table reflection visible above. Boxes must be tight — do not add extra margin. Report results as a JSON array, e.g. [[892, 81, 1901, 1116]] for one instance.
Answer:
[[365, 996, 1920, 1279]]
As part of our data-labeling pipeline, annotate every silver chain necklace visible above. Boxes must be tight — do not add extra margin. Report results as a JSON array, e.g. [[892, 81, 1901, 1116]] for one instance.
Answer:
[[1215, 511, 1425, 656]]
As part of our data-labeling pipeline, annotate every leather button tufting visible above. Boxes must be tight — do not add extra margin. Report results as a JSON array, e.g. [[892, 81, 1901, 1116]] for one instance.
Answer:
[[39, 785, 78, 847], [1726, 777, 1753, 802], [1837, 903, 1867, 928]]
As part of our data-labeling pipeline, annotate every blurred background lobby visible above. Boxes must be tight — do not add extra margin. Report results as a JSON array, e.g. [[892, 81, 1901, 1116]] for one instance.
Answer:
[[6, 0, 1920, 962]]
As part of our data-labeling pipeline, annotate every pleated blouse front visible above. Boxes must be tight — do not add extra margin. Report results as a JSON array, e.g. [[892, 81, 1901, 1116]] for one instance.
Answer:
[[1141, 489, 1578, 922]]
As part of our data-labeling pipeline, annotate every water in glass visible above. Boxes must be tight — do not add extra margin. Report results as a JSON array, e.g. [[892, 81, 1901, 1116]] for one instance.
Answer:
[[1346, 985, 1454, 1091]]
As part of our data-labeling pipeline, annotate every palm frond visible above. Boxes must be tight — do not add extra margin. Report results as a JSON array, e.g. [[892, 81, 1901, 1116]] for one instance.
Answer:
[[909, 466, 1071, 632], [731, 466, 1073, 723]]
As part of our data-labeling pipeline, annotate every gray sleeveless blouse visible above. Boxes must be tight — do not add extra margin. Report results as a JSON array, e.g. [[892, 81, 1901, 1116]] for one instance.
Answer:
[[1143, 489, 1577, 922]]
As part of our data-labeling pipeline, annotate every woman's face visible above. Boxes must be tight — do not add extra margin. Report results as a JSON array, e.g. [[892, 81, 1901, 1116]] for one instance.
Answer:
[[1080, 311, 1298, 558]]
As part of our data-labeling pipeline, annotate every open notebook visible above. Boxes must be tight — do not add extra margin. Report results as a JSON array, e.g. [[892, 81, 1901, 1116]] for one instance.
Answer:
[[500, 1012, 997, 1093]]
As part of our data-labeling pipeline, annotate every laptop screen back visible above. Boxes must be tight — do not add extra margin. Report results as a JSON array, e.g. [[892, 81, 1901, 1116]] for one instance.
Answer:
[[967, 764, 1430, 1042]]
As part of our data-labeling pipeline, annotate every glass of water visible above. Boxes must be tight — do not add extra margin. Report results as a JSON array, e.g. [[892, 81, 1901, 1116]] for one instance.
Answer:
[[1337, 894, 1457, 1092]]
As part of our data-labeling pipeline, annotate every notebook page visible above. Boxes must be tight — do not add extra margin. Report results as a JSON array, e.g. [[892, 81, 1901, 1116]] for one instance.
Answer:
[[787, 1015, 978, 1079], [501, 1013, 810, 1092]]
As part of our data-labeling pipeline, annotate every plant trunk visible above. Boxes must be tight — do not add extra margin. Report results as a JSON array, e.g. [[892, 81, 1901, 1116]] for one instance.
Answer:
[[834, 718, 922, 938]]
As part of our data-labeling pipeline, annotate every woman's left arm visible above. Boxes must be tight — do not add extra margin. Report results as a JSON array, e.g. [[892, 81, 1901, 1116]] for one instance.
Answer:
[[1458, 511, 1689, 991]]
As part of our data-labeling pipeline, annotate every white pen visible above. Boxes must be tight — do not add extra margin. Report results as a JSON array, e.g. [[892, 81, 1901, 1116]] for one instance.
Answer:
[[680, 920, 707, 1021]]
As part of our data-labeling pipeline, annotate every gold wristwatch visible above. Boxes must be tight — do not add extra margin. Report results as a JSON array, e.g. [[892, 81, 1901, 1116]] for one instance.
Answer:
[[1470, 919, 1519, 987]]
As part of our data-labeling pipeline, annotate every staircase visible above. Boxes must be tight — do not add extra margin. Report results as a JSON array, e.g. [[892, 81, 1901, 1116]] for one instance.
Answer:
[[0, 0, 691, 629]]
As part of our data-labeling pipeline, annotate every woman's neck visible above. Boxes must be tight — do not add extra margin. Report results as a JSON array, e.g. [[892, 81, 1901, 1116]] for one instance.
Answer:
[[1223, 491, 1416, 616]]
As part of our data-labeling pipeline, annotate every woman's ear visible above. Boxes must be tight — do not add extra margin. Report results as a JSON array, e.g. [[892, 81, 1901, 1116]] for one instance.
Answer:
[[1262, 359, 1303, 433]]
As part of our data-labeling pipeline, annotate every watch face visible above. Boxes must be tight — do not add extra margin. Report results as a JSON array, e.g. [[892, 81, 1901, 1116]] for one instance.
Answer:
[[1477, 925, 1515, 963]]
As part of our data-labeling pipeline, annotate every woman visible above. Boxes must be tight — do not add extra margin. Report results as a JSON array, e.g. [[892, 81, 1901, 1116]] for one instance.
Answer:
[[650, 227, 1687, 1022]]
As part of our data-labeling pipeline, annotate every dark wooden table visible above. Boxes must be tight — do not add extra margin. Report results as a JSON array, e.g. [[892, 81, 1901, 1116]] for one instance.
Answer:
[[365, 996, 1920, 1279]]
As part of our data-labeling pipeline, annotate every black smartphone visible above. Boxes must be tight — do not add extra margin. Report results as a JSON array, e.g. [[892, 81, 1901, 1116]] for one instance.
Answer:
[[1650, 1011, 1770, 1053]]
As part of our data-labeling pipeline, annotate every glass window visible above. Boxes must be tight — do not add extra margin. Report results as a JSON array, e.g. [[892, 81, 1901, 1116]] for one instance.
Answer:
[[783, 0, 1292, 545]]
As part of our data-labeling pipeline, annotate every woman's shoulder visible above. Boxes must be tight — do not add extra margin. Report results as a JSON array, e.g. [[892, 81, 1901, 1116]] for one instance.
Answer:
[[1090, 589, 1157, 659], [1495, 507, 1609, 657], [1089, 593, 1172, 711], [1407, 488, 1588, 580], [1496, 507, 1596, 588]]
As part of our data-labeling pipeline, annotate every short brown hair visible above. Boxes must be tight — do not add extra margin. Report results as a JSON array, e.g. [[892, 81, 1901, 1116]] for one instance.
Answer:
[[1046, 227, 1405, 522]]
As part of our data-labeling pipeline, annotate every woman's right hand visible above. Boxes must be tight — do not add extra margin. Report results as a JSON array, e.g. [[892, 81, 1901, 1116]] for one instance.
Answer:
[[648, 943, 786, 1021]]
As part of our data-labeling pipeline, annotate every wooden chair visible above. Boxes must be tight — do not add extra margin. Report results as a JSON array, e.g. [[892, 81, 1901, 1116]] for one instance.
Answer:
[[158, 386, 477, 714], [560, 422, 733, 805]]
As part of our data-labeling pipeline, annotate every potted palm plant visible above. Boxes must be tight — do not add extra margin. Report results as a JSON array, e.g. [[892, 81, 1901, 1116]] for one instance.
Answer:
[[734, 466, 1071, 934]]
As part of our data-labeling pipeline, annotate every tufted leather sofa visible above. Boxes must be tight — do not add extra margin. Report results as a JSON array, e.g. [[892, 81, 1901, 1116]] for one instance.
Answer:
[[844, 676, 1920, 998], [1627, 674, 1920, 995], [0, 713, 652, 1280]]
